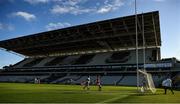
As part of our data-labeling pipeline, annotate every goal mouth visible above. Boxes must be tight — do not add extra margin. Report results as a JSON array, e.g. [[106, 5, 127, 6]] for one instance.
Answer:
[[138, 69, 156, 93]]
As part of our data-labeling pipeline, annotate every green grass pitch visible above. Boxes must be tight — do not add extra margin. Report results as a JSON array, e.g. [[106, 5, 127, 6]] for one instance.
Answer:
[[0, 83, 179, 103]]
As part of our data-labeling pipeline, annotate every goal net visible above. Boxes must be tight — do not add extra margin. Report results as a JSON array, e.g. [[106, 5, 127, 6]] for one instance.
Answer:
[[138, 69, 156, 93]]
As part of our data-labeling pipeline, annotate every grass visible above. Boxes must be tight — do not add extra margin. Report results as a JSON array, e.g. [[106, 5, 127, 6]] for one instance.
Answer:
[[0, 83, 179, 103]]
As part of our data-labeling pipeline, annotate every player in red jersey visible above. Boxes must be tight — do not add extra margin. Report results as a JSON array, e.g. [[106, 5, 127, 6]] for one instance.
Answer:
[[96, 75, 102, 91]]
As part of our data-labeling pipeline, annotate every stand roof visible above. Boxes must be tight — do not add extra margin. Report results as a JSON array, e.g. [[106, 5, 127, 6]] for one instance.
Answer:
[[0, 11, 161, 57]]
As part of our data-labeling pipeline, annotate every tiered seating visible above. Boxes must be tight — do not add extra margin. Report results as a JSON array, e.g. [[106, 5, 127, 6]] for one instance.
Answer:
[[34, 57, 54, 67], [106, 51, 130, 63], [27, 76, 49, 83], [119, 76, 137, 86], [41, 75, 65, 83], [23, 58, 44, 67], [12, 59, 28, 68], [52, 75, 81, 84], [75, 76, 123, 85], [73, 54, 95, 64], [75, 76, 97, 84], [45, 56, 67, 66], [0, 76, 48, 83], [116, 76, 125, 85], [62, 55, 80, 65], [13, 58, 35, 68], [88, 53, 111, 65], [101, 76, 121, 85]]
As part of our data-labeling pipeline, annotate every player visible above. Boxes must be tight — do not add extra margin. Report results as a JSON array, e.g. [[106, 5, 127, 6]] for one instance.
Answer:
[[83, 76, 90, 90], [34, 78, 38, 84], [162, 77, 174, 94], [96, 75, 102, 91], [38, 78, 41, 84]]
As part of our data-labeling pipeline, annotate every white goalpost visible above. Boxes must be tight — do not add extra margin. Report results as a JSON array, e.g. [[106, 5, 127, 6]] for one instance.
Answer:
[[135, 0, 156, 94], [138, 69, 156, 93]]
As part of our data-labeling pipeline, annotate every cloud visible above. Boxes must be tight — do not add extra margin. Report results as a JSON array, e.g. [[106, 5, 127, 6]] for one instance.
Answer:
[[0, 23, 14, 31], [24, 0, 50, 4], [61, 0, 86, 6], [97, 0, 124, 14], [50, 0, 93, 15], [24, 0, 86, 4], [51, 5, 70, 14], [45, 22, 71, 30], [51, 5, 93, 15], [97, 5, 112, 14], [50, 0, 124, 15], [12, 11, 36, 21], [24, 0, 124, 15]]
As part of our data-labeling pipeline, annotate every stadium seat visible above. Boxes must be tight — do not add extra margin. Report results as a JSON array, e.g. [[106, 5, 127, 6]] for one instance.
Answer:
[[23, 58, 44, 67], [73, 54, 95, 65], [106, 51, 130, 63], [45, 56, 67, 66]]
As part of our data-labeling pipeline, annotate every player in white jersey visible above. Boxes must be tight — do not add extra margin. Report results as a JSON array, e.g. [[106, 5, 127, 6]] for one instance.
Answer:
[[162, 77, 174, 94], [83, 76, 90, 90]]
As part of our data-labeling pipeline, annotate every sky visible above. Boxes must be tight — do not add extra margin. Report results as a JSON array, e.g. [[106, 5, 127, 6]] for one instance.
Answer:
[[0, 0, 180, 68]]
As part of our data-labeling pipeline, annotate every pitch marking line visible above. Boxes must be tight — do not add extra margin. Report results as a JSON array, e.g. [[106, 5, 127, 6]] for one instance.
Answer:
[[97, 95, 129, 103]]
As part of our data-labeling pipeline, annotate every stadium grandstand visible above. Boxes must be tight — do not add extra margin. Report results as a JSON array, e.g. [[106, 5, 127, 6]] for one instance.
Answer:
[[0, 11, 179, 88]]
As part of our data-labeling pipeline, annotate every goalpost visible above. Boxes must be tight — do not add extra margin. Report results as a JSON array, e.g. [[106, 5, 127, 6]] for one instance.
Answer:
[[138, 69, 156, 93], [135, 0, 156, 93]]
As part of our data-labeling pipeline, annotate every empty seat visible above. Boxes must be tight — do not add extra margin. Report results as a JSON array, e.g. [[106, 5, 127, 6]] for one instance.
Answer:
[[23, 58, 44, 67], [45, 56, 67, 66], [106, 51, 130, 63], [12, 58, 28, 68], [73, 54, 95, 64]]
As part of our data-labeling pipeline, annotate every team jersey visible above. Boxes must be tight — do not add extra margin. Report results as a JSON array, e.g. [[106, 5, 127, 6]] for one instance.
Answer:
[[162, 78, 172, 87]]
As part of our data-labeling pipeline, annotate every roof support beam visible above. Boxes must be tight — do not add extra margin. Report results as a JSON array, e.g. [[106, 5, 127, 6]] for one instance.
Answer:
[[12, 30, 157, 51], [123, 19, 135, 46], [152, 13, 158, 46]]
